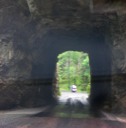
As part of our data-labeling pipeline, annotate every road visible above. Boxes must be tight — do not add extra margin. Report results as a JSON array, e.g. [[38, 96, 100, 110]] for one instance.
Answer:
[[56, 91, 90, 118], [0, 92, 126, 128], [58, 91, 89, 104]]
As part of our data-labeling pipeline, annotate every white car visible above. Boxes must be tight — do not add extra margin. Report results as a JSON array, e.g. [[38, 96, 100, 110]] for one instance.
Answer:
[[71, 85, 77, 92]]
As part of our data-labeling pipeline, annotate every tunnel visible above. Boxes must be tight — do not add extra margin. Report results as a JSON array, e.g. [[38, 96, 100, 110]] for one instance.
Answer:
[[30, 26, 112, 112]]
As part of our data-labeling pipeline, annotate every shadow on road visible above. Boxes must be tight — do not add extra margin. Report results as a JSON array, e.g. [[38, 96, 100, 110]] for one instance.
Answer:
[[31, 92, 103, 118], [31, 98, 92, 118]]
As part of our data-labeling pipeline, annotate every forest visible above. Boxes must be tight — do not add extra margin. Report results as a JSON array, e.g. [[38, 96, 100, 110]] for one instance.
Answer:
[[57, 51, 91, 93]]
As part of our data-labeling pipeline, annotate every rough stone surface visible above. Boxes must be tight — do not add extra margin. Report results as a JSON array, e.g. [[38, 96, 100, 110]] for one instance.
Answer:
[[110, 14, 126, 114], [0, 0, 126, 113]]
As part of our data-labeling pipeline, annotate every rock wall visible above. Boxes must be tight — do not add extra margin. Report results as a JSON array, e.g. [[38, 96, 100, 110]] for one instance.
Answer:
[[0, 0, 126, 112], [0, 0, 54, 109], [110, 14, 126, 113]]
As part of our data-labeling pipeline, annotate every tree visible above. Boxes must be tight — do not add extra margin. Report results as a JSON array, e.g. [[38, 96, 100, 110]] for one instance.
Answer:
[[57, 51, 91, 92]]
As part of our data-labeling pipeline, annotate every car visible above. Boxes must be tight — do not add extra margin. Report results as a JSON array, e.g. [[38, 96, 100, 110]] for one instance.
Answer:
[[71, 85, 77, 92]]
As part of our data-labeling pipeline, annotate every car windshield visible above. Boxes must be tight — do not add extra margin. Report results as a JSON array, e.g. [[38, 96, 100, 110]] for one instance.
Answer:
[[72, 85, 77, 89]]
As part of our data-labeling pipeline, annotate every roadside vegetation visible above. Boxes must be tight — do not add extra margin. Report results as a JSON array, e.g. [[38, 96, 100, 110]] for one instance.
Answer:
[[57, 51, 91, 93]]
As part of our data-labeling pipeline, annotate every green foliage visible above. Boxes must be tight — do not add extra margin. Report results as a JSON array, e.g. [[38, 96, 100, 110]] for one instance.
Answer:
[[57, 51, 91, 93], [85, 84, 91, 94]]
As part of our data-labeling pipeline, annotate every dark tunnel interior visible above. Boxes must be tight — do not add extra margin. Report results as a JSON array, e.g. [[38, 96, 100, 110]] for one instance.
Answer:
[[30, 27, 112, 113]]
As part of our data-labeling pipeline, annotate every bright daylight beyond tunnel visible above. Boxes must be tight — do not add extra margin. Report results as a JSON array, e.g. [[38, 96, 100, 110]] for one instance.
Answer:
[[56, 51, 91, 95]]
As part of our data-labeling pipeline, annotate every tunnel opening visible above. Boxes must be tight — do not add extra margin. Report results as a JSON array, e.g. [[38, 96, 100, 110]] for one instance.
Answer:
[[51, 50, 92, 118], [29, 27, 112, 117], [56, 51, 91, 96]]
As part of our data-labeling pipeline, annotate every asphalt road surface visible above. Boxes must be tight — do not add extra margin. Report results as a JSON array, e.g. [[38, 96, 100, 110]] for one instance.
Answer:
[[58, 91, 89, 105], [0, 92, 126, 128]]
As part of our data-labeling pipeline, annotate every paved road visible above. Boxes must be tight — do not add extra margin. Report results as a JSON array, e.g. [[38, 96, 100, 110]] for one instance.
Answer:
[[0, 92, 126, 128], [58, 91, 89, 105], [56, 91, 90, 118], [0, 108, 126, 128]]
